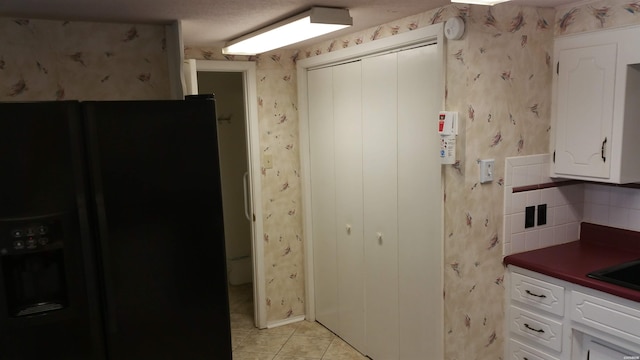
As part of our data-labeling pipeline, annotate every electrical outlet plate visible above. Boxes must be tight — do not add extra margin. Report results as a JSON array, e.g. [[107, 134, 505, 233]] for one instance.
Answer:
[[537, 204, 547, 226], [479, 159, 495, 183], [525, 206, 535, 228]]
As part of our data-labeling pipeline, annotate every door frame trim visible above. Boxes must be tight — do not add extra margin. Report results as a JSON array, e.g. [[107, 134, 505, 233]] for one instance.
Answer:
[[296, 24, 445, 322], [186, 59, 267, 329]]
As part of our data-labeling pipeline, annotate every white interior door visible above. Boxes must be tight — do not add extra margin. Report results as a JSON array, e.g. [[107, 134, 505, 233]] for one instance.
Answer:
[[333, 60, 365, 353], [397, 44, 443, 359], [308, 67, 339, 331], [183, 59, 266, 328], [362, 52, 399, 360]]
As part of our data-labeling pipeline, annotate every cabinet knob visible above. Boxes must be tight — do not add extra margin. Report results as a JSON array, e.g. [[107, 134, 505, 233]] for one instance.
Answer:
[[346, 224, 351, 234], [377, 232, 383, 243]]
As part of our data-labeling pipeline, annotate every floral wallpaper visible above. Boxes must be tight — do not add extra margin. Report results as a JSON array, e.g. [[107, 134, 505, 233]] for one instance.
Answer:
[[0, 18, 171, 101], [190, 0, 640, 357], [555, 0, 640, 35]]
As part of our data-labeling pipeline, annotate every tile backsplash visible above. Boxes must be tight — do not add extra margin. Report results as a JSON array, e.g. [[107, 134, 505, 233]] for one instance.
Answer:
[[504, 154, 640, 255], [503, 154, 583, 255], [584, 184, 640, 232]]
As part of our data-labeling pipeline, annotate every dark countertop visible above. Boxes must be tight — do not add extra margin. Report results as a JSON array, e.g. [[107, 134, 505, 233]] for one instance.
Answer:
[[504, 223, 640, 303]]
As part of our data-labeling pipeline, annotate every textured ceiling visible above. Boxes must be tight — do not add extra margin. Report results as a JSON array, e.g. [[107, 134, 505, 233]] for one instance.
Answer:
[[0, 0, 575, 48]]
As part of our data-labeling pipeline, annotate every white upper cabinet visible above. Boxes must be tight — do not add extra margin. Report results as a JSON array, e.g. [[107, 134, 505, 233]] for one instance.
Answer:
[[550, 26, 640, 183], [554, 43, 616, 179]]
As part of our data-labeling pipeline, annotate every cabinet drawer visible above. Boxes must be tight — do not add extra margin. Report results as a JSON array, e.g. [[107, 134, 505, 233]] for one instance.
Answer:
[[510, 306, 563, 352], [509, 339, 559, 360], [571, 290, 640, 345], [511, 272, 564, 316]]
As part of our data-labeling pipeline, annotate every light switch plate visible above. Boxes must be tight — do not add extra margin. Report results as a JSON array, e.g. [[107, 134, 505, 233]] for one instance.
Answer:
[[264, 154, 273, 169], [479, 159, 495, 183]]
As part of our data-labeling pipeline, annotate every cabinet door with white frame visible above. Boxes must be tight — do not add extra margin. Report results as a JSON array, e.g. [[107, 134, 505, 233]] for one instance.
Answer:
[[553, 43, 616, 179], [583, 336, 639, 360], [551, 25, 640, 183]]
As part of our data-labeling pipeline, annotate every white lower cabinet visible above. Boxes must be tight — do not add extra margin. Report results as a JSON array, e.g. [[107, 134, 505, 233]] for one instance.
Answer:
[[509, 339, 560, 360], [507, 267, 640, 360], [510, 306, 563, 352], [571, 290, 640, 346], [584, 336, 636, 360]]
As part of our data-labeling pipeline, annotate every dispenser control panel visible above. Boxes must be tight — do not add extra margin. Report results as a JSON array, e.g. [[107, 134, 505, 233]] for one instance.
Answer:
[[0, 216, 62, 255]]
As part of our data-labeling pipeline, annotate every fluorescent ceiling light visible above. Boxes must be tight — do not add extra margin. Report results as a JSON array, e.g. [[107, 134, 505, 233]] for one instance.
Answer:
[[451, 0, 509, 5], [222, 7, 352, 55]]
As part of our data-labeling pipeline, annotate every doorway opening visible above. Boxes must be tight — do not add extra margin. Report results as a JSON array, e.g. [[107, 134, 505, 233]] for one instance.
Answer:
[[199, 71, 253, 326], [184, 59, 266, 329]]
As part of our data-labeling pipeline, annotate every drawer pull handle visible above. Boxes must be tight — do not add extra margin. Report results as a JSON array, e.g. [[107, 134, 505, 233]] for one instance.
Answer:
[[524, 323, 545, 333], [525, 290, 546, 298]]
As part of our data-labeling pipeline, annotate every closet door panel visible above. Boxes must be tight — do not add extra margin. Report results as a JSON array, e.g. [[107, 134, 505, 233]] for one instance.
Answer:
[[397, 45, 444, 359], [333, 61, 366, 353], [308, 67, 338, 331], [362, 53, 399, 360]]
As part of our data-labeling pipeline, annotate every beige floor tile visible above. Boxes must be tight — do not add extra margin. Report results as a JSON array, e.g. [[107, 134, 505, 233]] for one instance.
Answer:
[[259, 322, 301, 337], [228, 285, 360, 359], [293, 321, 335, 339], [278, 335, 333, 358], [322, 338, 367, 360], [232, 350, 276, 360], [231, 312, 256, 331], [235, 332, 290, 355], [273, 355, 321, 360], [232, 329, 253, 350]]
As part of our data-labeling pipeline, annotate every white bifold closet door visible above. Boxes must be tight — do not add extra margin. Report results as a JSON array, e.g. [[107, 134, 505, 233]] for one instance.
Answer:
[[309, 44, 442, 360], [333, 61, 366, 353], [309, 60, 366, 353], [362, 52, 400, 360], [396, 44, 443, 360], [308, 66, 338, 333]]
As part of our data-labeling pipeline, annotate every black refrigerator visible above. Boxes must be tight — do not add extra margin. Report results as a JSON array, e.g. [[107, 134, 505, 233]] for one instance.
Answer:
[[0, 98, 232, 359]]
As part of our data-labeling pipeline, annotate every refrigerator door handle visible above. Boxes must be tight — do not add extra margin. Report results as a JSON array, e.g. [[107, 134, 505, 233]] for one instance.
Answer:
[[85, 114, 119, 335], [94, 194, 119, 334], [243, 171, 251, 221]]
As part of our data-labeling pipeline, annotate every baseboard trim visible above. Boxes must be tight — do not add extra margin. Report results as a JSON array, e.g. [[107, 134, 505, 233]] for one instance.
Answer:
[[266, 315, 306, 329]]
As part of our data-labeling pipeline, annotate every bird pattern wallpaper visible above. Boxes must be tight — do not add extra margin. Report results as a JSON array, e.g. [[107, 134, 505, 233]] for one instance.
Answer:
[[0, 18, 170, 101], [1, 0, 639, 358]]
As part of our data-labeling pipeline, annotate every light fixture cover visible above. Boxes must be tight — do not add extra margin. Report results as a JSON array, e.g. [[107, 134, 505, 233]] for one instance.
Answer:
[[222, 7, 352, 55], [450, 0, 509, 5]]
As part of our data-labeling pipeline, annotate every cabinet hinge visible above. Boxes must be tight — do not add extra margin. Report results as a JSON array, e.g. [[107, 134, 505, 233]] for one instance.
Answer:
[[553, 151, 555, 163], [556, 61, 559, 75]]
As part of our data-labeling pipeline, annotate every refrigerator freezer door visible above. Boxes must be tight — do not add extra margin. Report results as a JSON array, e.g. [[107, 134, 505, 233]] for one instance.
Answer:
[[0, 102, 105, 360], [83, 100, 231, 360]]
